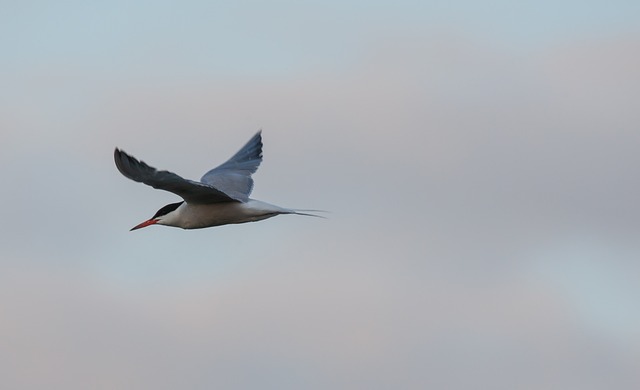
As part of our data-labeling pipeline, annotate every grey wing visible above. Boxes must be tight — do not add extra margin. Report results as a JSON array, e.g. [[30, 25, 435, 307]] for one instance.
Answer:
[[200, 131, 263, 202], [114, 148, 237, 204]]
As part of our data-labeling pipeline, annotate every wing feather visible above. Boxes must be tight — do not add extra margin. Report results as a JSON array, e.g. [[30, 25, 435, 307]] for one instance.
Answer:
[[114, 148, 237, 204], [200, 131, 263, 202]]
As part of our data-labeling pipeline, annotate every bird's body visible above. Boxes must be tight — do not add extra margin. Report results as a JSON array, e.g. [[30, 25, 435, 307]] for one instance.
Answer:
[[158, 199, 296, 229], [114, 131, 320, 230]]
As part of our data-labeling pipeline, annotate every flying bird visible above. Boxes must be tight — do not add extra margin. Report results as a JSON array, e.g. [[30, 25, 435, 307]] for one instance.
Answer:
[[114, 131, 321, 230]]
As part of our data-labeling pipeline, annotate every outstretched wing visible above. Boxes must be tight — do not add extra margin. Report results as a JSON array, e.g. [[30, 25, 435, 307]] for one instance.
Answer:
[[200, 131, 263, 202], [114, 148, 237, 204]]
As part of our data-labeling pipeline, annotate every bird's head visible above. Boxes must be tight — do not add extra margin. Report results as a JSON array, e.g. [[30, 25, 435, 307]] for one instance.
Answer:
[[130, 201, 184, 231]]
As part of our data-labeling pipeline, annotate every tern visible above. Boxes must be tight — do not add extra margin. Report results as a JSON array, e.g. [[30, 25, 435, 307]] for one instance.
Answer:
[[114, 131, 320, 230]]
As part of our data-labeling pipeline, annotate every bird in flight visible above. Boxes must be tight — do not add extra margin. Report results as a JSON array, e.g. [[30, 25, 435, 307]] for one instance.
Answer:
[[114, 131, 321, 230]]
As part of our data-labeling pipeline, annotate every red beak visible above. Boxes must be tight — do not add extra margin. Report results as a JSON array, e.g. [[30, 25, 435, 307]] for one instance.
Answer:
[[130, 219, 159, 231]]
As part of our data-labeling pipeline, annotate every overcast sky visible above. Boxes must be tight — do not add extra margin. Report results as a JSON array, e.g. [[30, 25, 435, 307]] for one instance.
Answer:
[[1, 1, 640, 389]]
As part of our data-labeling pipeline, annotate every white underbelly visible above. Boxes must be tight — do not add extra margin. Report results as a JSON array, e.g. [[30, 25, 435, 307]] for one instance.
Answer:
[[178, 200, 288, 229]]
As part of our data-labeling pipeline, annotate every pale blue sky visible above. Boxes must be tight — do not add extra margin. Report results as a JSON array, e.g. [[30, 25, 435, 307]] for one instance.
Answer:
[[3, 0, 639, 76], [1, 1, 639, 389]]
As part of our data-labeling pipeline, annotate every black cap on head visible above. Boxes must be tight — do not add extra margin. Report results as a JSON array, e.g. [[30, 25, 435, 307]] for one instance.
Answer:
[[152, 201, 184, 219]]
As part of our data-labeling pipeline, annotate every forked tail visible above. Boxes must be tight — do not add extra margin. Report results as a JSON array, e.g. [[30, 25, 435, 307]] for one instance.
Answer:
[[288, 209, 328, 218]]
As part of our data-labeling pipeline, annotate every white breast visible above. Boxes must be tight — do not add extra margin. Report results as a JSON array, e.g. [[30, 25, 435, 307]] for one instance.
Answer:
[[167, 199, 291, 229]]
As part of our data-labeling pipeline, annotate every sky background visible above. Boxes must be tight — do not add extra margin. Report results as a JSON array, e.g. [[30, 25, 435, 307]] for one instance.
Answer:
[[1, 1, 640, 389]]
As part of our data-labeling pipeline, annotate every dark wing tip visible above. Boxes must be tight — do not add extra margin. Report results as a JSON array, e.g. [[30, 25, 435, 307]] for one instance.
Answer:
[[114, 147, 133, 175], [246, 130, 263, 157], [113, 147, 128, 175], [219, 130, 264, 168], [114, 147, 153, 183], [114, 147, 129, 164], [246, 130, 264, 162], [114, 147, 129, 158]]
